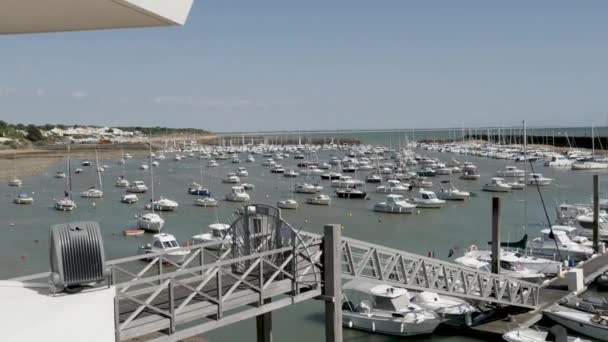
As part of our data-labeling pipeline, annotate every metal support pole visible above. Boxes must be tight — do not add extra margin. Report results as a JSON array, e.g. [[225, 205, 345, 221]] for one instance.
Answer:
[[323, 224, 343, 342], [256, 298, 272, 342], [168, 279, 176, 334], [491, 197, 501, 274], [593, 174, 600, 253]]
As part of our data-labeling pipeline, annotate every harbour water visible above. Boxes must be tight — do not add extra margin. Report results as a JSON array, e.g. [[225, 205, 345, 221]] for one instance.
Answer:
[[2, 132, 608, 341]]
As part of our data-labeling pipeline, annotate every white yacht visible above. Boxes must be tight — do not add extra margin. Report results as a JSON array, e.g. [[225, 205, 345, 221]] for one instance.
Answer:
[[544, 305, 608, 341], [140, 164, 149, 170], [503, 326, 590, 342], [572, 161, 608, 170], [306, 194, 331, 205], [147, 197, 179, 211], [55, 197, 77, 211], [465, 249, 563, 275], [191, 223, 232, 250], [270, 165, 285, 173], [410, 190, 445, 208], [529, 229, 594, 262], [121, 194, 139, 204], [127, 180, 148, 193], [437, 180, 470, 200], [236, 167, 248, 177], [295, 183, 322, 194], [409, 291, 477, 326], [8, 177, 22, 187], [482, 177, 511, 192], [342, 281, 440, 337], [13, 193, 34, 204], [81, 187, 103, 198], [496, 165, 525, 178], [54, 171, 67, 179], [460, 163, 480, 180], [137, 213, 165, 232], [208, 160, 218, 167], [284, 169, 299, 178], [545, 155, 573, 168], [528, 173, 553, 186], [115, 177, 129, 187], [374, 194, 417, 214], [246, 155, 255, 162], [222, 173, 240, 184], [277, 199, 298, 209], [225, 186, 250, 202], [139, 233, 190, 264], [454, 255, 544, 281], [194, 197, 218, 207], [375, 179, 409, 193]]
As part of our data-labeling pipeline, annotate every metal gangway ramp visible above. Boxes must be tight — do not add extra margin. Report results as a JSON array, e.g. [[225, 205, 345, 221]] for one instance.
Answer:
[[10, 204, 541, 342]]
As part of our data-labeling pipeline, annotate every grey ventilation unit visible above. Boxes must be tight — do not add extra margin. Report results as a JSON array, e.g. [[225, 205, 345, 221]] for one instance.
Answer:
[[49, 221, 109, 293]]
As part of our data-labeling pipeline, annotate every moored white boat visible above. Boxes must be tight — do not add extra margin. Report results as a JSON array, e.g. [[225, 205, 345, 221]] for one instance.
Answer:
[[411, 190, 445, 208], [342, 281, 440, 336], [374, 194, 416, 214], [139, 233, 190, 264], [306, 194, 331, 205], [544, 305, 608, 341], [482, 177, 511, 192]]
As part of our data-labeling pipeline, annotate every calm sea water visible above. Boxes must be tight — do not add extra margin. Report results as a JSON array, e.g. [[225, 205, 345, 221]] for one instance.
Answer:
[[2, 134, 607, 341]]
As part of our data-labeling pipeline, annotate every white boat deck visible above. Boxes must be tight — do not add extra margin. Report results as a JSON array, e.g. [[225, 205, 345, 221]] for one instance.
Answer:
[[0, 281, 115, 342]]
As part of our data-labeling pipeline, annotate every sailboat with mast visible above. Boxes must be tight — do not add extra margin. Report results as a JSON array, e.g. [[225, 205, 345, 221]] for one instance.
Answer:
[[572, 125, 608, 170], [137, 140, 165, 232], [7, 153, 22, 186], [81, 148, 104, 198], [55, 145, 77, 211], [194, 150, 218, 207], [115, 148, 130, 187]]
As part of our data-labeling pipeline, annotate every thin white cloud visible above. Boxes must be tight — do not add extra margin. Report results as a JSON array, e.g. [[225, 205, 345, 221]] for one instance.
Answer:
[[71, 91, 87, 100], [35, 89, 46, 96]]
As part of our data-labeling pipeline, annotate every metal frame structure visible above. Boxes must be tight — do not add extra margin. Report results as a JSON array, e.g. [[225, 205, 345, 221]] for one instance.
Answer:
[[11, 205, 542, 341]]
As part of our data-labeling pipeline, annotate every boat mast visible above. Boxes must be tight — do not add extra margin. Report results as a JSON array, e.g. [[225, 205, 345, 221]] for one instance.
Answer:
[[149, 134, 155, 214], [95, 148, 103, 190], [67, 144, 72, 200], [592, 125, 595, 160], [523, 120, 528, 233]]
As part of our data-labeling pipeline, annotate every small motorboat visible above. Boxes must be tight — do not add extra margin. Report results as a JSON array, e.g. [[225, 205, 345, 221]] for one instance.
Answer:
[[410, 190, 446, 209], [194, 197, 218, 207], [374, 194, 416, 214], [277, 199, 298, 209], [342, 281, 440, 336], [81, 187, 103, 198], [139, 233, 190, 264], [321, 172, 342, 180], [482, 177, 511, 192], [242, 183, 255, 190], [528, 173, 553, 186], [121, 194, 139, 204], [222, 173, 240, 184], [188, 183, 211, 196], [137, 213, 165, 232], [82, 160, 92, 166], [146, 197, 179, 211], [54, 171, 67, 179], [13, 193, 34, 204], [295, 183, 323, 194], [191, 223, 232, 250], [270, 165, 285, 173], [236, 167, 248, 177], [127, 180, 148, 193], [115, 177, 130, 187], [225, 186, 250, 202], [544, 305, 608, 341], [437, 180, 470, 200], [529, 229, 594, 262], [306, 194, 331, 206], [55, 197, 77, 211], [123, 229, 145, 236], [74, 168, 83, 174], [365, 174, 382, 183], [503, 326, 591, 342], [284, 170, 299, 178], [8, 177, 22, 187], [376, 179, 409, 193], [335, 188, 367, 199]]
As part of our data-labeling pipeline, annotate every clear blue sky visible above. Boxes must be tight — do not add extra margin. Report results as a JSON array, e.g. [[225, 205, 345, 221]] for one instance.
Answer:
[[1, 0, 608, 132]]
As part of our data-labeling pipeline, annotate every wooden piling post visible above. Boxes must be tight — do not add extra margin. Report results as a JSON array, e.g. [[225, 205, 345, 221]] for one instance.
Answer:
[[256, 299, 272, 342], [323, 224, 343, 342], [593, 174, 600, 253], [491, 197, 501, 274]]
